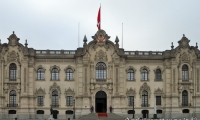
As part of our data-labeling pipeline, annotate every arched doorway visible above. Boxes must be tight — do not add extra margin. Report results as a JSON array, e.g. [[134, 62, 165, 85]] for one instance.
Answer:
[[95, 91, 107, 112], [53, 110, 59, 119], [142, 110, 149, 118]]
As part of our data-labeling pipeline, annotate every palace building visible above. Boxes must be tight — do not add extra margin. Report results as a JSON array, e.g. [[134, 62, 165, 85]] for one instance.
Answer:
[[0, 30, 200, 119]]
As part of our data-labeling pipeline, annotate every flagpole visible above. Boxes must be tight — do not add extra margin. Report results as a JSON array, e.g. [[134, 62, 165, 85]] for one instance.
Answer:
[[78, 22, 79, 47], [122, 23, 123, 48], [100, 3, 101, 30]]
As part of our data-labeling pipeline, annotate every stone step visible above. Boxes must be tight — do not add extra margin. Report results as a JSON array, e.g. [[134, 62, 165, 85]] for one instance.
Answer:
[[79, 113, 126, 120]]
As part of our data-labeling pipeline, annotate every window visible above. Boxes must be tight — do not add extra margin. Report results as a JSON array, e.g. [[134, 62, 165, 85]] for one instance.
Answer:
[[9, 90, 17, 107], [182, 90, 188, 106], [128, 96, 134, 106], [155, 69, 161, 80], [66, 69, 73, 80], [96, 62, 106, 80], [142, 69, 148, 80], [142, 91, 148, 107], [182, 65, 188, 80], [127, 69, 134, 80], [38, 96, 44, 106], [156, 96, 161, 105], [9, 63, 17, 81], [37, 110, 44, 114], [66, 96, 73, 106], [51, 68, 58, 80], [37, 68, 44, 80], [52, 91, 59, 107]]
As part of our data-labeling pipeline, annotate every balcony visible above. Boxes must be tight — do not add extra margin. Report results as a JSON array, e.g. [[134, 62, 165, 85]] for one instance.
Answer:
[[181, 103, 191, 107], [141, 104, 150, 107], [7, 104, 18, 107], [96, 79, 106, 82], [51, 104, 59, 108]]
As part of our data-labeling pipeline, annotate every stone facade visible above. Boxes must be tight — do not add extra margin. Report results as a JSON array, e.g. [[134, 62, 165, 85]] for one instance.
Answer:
[[0, 30, 200, 119]]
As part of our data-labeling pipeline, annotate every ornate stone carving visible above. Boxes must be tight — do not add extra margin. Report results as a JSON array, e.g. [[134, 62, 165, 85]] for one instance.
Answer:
[[7, 50, 20, 63], [64, 87, 74, 96], [126, 87, 136, 96], [95, 50, 107, 61], [178, 34, 190, 49], [35, 87, 46, 96], [180, 52, 190, 63], [4, 83, 20, 94], [139, 82, 151, 98], [154, 87, 164, 96], [49, 82, 61, 98]]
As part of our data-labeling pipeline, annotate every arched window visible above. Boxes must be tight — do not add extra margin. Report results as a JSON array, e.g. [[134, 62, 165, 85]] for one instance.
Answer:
[[9, 63, 17, 81], [182, 90, 188, 106], [127, 69, 134, 80], [37, 68, 44, 80], [37, 110, 44, 114], [51, 68, 58, 80], [9, 90, 17, 107], [52, 91, 59, 107], [96, 62, 106, 80], [66, 68, 73, 80], [155, 69, 161, 80], [142, 91, 148, 107], [142, 69, 148, 80], [182, 65, 188, 80]]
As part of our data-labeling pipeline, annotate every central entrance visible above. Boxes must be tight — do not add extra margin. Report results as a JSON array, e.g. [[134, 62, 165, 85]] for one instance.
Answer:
[[95, 91, 107, 112]]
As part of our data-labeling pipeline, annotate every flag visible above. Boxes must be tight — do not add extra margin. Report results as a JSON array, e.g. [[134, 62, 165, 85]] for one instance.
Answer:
[[97, 6, 101, 30]]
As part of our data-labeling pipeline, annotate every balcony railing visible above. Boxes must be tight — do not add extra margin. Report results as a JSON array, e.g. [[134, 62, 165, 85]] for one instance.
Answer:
[[96, 79, 106, 82], [141, 104, 150, 107], [9, 79, 16, 81], [51, 104, 59, 108], [181, 103, 190, 107], [7, 104, 18, 107]]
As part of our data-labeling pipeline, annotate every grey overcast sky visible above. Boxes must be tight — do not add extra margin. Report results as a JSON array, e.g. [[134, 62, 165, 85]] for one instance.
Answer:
[[0, 0, 200, 51]]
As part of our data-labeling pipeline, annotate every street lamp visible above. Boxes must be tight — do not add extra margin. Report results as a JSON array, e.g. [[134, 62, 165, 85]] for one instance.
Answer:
[[132, 101, 134, 118], [73, 99, 75, 119]]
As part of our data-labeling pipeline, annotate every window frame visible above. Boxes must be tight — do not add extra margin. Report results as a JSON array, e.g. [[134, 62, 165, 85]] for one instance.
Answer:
[[156, 96, 161, 105], [9, 90, 17, 107], [128, 96, 134, 106], [9, 63, 17, 81], [182, 64, 189, 80], [66, 68, 73, 80], [52, 90, 59, 107], [96, 62, 107, 80], [66, 96, 73, 106], [141, 69, 148, 81], [37, 96, 44, 106], [127, 69, 134, 81], [182, 90, 188, 106], [155, 69, 162, 81], [37, 68, 44, 80], [51, 68, 59, 80], [142, 91, 148, 107]]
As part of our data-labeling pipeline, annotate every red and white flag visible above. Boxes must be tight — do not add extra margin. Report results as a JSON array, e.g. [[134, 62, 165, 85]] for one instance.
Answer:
[[97, 6, 101, 30]]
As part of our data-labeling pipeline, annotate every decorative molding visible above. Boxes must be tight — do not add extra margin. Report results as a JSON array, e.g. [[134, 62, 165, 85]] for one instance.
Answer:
[[154, 87, 164, 97], [49, 65, 60, 72], [65, 87, 75, 96], [49, 82, 61, 98], [35, 65, 46, 72], [125, 66, 136, 73], [126, 87, 136, 96], [7, 50, 20, 64], [139, 82, 151, 98], [35, 87, 46, 97], [140, 66, 150, 73], [64, 65, 75, 72], [95, 50, 107, 61]]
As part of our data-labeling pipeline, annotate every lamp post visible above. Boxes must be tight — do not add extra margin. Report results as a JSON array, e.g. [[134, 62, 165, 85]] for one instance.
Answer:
[[73, 99, 75, 119], [132, 101, 134, 118]]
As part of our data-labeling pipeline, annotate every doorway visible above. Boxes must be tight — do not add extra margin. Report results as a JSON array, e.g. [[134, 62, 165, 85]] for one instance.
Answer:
[[95, 91, 107, 112], [142, 110, 149, 118], [53, 110, 59, 119]]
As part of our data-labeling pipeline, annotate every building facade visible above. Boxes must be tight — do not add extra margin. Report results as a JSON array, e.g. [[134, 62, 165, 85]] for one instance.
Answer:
[[0, 30, 200, 119]]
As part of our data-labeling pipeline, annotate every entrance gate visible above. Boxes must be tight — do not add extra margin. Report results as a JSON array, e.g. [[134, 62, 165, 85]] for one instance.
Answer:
[[95, 91, 107, 112]]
